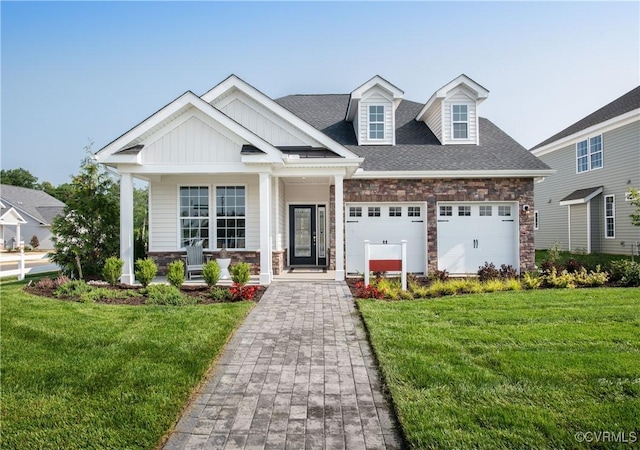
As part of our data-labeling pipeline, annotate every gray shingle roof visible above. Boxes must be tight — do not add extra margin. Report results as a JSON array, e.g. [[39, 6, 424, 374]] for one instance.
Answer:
[[0, 184, 65, 225], [531, 86, 640, 151], [276, 95, 550, 172], [560, 186, 602, 203]]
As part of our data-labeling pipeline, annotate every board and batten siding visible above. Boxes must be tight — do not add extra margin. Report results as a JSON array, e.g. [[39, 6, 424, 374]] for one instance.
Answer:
[[149, 174, 260, 252], [442, 89, 477, 144], [357, 91, 394, 145], [218, 95, 322, 148], [535, 120, 640, 255], [142, 109, 243, 164]]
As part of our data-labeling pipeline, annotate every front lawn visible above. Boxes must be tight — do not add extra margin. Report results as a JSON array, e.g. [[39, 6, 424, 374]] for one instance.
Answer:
[[1, 282, 253, 449], [358, 289, 640, 449]]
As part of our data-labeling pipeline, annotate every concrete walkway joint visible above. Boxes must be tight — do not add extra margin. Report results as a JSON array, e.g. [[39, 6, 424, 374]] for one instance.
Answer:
[[163, 281, 403, 450]]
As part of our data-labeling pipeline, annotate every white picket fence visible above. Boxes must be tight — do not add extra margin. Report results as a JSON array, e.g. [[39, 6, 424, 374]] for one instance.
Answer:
[[0, 251, 59, 279]]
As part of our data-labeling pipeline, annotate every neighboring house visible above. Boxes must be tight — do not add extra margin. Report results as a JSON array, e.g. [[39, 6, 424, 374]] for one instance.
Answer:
[[96, 74, 552, 285], [531, 86, 640, 256], [0, 184, 66, 250]]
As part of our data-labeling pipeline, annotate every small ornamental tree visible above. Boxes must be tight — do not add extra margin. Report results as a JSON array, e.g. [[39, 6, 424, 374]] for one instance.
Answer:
[[51, 149, 119, 277], [629, 188, 640, 227], [29, 235, 40, 250]]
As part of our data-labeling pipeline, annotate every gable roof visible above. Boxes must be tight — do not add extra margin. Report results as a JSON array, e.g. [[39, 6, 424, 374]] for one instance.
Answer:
[[0, 184, 65, 225], [415, 74, 490, 122], [531, 86, 640, 151], [276, 95, 550, 174], [345, 75, 404, 121]]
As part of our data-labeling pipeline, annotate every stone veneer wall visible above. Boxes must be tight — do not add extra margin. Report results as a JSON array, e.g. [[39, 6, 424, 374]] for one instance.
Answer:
[[148, 249, 287, 276], [331, 178, 535, 273]]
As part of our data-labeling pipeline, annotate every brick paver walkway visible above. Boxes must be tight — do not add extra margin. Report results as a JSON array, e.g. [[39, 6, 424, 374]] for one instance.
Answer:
[[163, 281, 403, 450]]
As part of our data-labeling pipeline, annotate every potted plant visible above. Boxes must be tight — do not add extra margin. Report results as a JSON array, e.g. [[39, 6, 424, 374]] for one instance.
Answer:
[[216, 241, 231, 279]]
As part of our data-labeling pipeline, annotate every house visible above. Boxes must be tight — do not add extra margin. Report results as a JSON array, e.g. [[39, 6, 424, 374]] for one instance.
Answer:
[[531, 86, 640, 256], [95, 74, 552, 285], [0, 184, 66, 250]]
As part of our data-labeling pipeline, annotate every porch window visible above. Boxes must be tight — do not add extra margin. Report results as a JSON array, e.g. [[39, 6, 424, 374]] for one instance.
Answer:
[[180, 186, 210, 248], [216, 186, 246, 249]]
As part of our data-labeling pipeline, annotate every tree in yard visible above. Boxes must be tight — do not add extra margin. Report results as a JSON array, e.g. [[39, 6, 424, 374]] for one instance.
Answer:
[[629, 188, 640, 227], [0, 168, 39, 189], [51, 151, 119, 277]]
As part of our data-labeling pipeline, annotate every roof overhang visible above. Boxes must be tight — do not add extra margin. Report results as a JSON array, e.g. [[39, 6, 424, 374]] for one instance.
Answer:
[[352, 168, 556, 179], [345, 75, 404, 121], [559, 186, 603, 206], [416, 74, 490, 122], [0, 206, 28, 226]]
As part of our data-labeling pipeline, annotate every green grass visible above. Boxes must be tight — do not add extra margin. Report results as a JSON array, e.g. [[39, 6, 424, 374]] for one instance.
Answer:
[[535, 249, 633, 270], [1, 281, 253, 449], [358, 289, 640, 449]]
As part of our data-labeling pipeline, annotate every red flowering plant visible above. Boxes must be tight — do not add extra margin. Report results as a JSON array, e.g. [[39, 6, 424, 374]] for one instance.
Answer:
[[354, 281, 384, 299], [229, 282, 257, 301]]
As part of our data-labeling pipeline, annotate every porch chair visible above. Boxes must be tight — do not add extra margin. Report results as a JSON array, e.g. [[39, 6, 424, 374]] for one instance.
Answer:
[[183, 240, 208, 280]]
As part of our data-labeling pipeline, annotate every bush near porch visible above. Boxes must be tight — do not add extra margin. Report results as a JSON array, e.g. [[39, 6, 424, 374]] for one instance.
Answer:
[[358, 289, 640, 449]]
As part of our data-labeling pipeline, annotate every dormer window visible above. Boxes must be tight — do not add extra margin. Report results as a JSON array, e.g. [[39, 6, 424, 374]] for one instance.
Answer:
[[369, 105, 385, 140], [452, 104, 468, 139]]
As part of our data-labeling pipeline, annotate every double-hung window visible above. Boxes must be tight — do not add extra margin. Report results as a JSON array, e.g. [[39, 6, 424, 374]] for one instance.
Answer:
[[605, 195, 615, 238], [216, 186, 246, 249], [576, 135, 603, 173], [452, 104, 469, 139], [369, 105, 384, 140], [180, 186, 210, 248]]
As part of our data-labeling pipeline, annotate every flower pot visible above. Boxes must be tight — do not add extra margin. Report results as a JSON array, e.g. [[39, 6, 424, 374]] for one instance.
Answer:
[[216, 258, 231, 279]]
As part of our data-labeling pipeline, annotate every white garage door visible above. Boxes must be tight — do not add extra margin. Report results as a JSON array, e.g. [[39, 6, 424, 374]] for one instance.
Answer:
[[437, 202, 518, 274], [346, 203, 426, 274]]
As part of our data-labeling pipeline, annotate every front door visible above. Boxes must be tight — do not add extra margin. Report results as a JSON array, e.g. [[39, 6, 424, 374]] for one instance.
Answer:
[[289, 205, 326, 266]]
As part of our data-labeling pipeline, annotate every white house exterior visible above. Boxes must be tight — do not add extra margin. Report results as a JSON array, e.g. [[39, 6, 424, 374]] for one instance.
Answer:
[[0, 184, 65, 250], [531, 86, 640, 255], [96, 75, 552, 285]]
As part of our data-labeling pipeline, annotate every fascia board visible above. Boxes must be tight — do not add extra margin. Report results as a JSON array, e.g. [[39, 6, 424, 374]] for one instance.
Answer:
[[559, 187, 603, 206], [202, 75, 360, 161], [531, 109, 640, 157], [352, 169, 556, 179]]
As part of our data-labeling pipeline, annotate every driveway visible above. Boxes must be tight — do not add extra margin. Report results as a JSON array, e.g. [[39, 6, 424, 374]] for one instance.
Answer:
[[163, 281, 403, 450]]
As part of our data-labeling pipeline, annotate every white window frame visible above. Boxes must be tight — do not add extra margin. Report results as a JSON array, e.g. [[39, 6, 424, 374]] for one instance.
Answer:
[[368, 206, 381, 217], [576, 134, 603, 173], [215, 185, 247, 250], [368, 105, 385, 140], [439, 205, 452, 216], [534, 210, 539, 230], [389, 206, 402, 217], [178, 185, 211, 249], [458, 206, 471, 217], [408, 206, 421, 217], [498, 205, 512, 217], [605, 194, 615, 239], [479, 205, 492, 216], [349, 206, 362, 217], [452, 104, 469, 140]]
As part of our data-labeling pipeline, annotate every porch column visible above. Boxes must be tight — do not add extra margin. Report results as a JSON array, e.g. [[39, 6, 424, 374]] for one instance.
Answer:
[[334, 174, 345, 281], [120, 173, 135, 284], [259, 172, 273, 285]]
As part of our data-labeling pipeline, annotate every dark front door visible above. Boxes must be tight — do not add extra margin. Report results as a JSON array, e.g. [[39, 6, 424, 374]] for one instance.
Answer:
[[289, 205, 316, 265]]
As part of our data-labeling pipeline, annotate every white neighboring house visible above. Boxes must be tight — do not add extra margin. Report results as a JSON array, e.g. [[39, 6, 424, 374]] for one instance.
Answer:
[[96, 74, 552, 285], [531, 86, 640, 256], [0, 185, 66, 250]]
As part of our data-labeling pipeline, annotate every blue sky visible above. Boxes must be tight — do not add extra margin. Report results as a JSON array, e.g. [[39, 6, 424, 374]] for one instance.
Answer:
[[2, 1, 638, 186]]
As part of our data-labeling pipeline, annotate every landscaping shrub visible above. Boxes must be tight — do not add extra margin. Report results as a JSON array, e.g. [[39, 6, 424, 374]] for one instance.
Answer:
[[80, 287, 142, 303], [521, 272, 542, 290], [428, 280, 458, 297], [544, 268, 576, 289], [209, 286, 232, 302], [144, 284, 194, 306], [231, 262, 251, 286], [564, 258, 583, 274], [409, 281, 429, 299], [135, 258, 157, 288], [33, 277, 56, 290], [502, 278, 522, 291], [55, 280, 92, 300], [29, 235, 39, 249], [482, 279, 505, 293], [202, 260, 221, 287], [102, 257, 124, 286], [428, 269, 449, 282], [229, 283, 258, 301], [609, 260, 640, 287], [540, 259, 563, 276], [166, 260, 185, 288], [478, 262, 500, 281], [355, 281, 384, 299], [499, 264, 518, 279]]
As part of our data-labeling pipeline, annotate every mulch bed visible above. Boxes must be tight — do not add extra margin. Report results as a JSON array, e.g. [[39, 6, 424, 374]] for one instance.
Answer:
[[24, 279, 266, 305]]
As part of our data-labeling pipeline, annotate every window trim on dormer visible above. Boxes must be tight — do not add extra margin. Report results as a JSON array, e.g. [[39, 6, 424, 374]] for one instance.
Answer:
[[452, 104, 469, 140], [368, 104, 385, 140]]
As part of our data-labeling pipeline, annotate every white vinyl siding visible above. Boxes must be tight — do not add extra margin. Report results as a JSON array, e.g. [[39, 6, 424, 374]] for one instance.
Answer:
[[605, 195, 615, 238], [142, 109, 243, 164], [149, 174, 259, 252]]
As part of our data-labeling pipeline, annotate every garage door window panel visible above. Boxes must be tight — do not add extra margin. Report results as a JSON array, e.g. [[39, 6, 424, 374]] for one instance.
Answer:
[[389, 207, 402, 217], [368, 207, 381, 217], [349, 207, 362, 217], [498, 206, 511, 216], [479, 205, 492, 216], [458, 206, 471, 216], [408, 207, 421, 217], [439, 206, 452, 217]]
